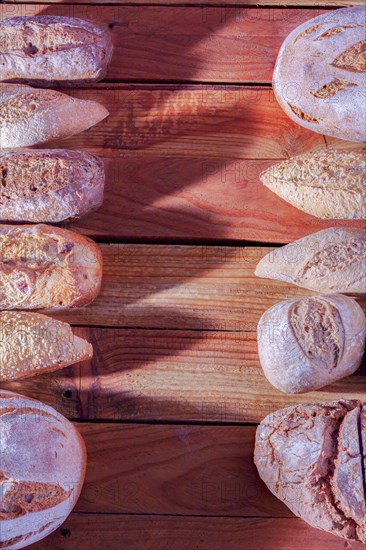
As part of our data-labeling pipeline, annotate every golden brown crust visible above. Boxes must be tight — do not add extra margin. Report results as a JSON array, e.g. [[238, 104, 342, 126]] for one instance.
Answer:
[[0, 149, 105, 222], [0, 224, 103, 310], [0, 311, 93, 382]]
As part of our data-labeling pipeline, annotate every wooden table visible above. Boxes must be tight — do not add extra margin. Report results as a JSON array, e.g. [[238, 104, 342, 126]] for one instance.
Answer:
[[2, 1, 365, 548]]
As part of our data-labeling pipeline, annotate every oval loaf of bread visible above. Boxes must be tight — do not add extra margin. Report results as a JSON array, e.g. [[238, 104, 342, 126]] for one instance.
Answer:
[[273, 5, 366, 142], [257, 294, 366, 394], [0, 390, 86, 549], [0, 16, 113, 86], [0, 83, 109, 148], [0, 149, 105, 222], [261, 149, 366, 220], [255, 400, 366, 543], [0, 224, 103, 309], [255, 227, 366, 294], [0, 312, 93, 381]]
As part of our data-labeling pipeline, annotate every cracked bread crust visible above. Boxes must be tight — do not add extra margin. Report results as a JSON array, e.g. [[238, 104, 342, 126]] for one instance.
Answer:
[[255, 227, 366, 294], [0, 149, 105, 222], [0, 83, 109, 148], [260, 149, 366, 220], [273, 6, 366, 141], [0, 311, 93, 382], [0, 16, 113, 86], [0, 224, 103, 310], [254, 400, 366, 543], [257, 294, 366, 394], [0, 390, 86, 550]]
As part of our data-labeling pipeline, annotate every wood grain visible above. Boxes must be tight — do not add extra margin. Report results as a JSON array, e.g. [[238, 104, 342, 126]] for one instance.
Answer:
[[7, 0, 363, 6], [38, 85, 362, 160], [33, 514, 366, 550], [0, 5, 330, 84], [69, 155, 366, 243], [38, 244, 366, 329], [4, 328, 365, 422], [72, 423, 286, 517]]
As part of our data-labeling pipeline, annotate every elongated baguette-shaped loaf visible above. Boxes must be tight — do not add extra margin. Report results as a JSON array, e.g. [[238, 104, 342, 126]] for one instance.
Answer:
[[261, 149, 366, 219], [0, 224, 103, 309], [0, 83, 108, 148], [255, 400, 366, 543], [0, 390, 86, 549], [255, 227, 366, 294], [0, 149, 105, 222], [257, 294, 366, 394], [0, 312, 93, 381], [0, 16, 113, 86], [273, 6, 366, 142]]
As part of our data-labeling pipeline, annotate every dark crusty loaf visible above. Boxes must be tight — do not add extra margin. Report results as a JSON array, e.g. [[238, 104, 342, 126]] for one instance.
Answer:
[[260, 149, 366, 220], [0, 390, 86, 549], [0, 311, 93, 381], [0, 83, 109, 148], [273, 6, 366, 142], [254, 400, 366, 543], [0, 16, 113, 86], [0, 224, 103, 309], [0, 149, 105, 222], [255, 227, 366, 294], [257, 294, 366, 394]]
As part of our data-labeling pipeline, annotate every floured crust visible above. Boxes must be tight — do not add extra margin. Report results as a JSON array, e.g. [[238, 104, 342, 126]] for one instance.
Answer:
[[0, 83, 109, 148], [0, 149, 105, 222], [0, 16, 113, 86], [260, 149, 366, 220], [0, 224, 103, 309], [0, 390, 86, 549], [254, 400, 366, 543], [255, 227, 366, 294], [273, 6, 366, 142], [0, 311, 93, 381], [257, 294, 366, 393]]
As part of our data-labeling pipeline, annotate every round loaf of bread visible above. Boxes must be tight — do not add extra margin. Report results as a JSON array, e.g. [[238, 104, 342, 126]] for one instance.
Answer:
[[0, 391, 87, 549], [255, 400, 366, 543], [257, 294, 366, 393], [273, 6, 366, 142]]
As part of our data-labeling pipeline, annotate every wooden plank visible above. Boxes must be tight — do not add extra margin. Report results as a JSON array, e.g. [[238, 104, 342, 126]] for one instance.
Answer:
[[0, 5, 330, 84], [6, 1, 364, 6], [4, 328, 365, 422], [38, 244, 366, 329], [34, 514, 366, 550], [33, 85, 362, 159], [69, 155, 366, 243], [72, 423, 286, 516]]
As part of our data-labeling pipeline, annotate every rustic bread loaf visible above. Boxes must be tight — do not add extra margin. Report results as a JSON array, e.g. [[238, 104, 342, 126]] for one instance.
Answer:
[[0, 149, 105, 222], [254, 400, 366, 544], [273, 6, 366, 142], [0, 312, 93, 381], [255, 227, 366, 294], [0, 224, 103, 309], [261, 149, 366, 219], [0, 390, 86, 549], [0, 16, 113, 86], [0, 83, 108, 148], [257, 294, 366, 394]]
